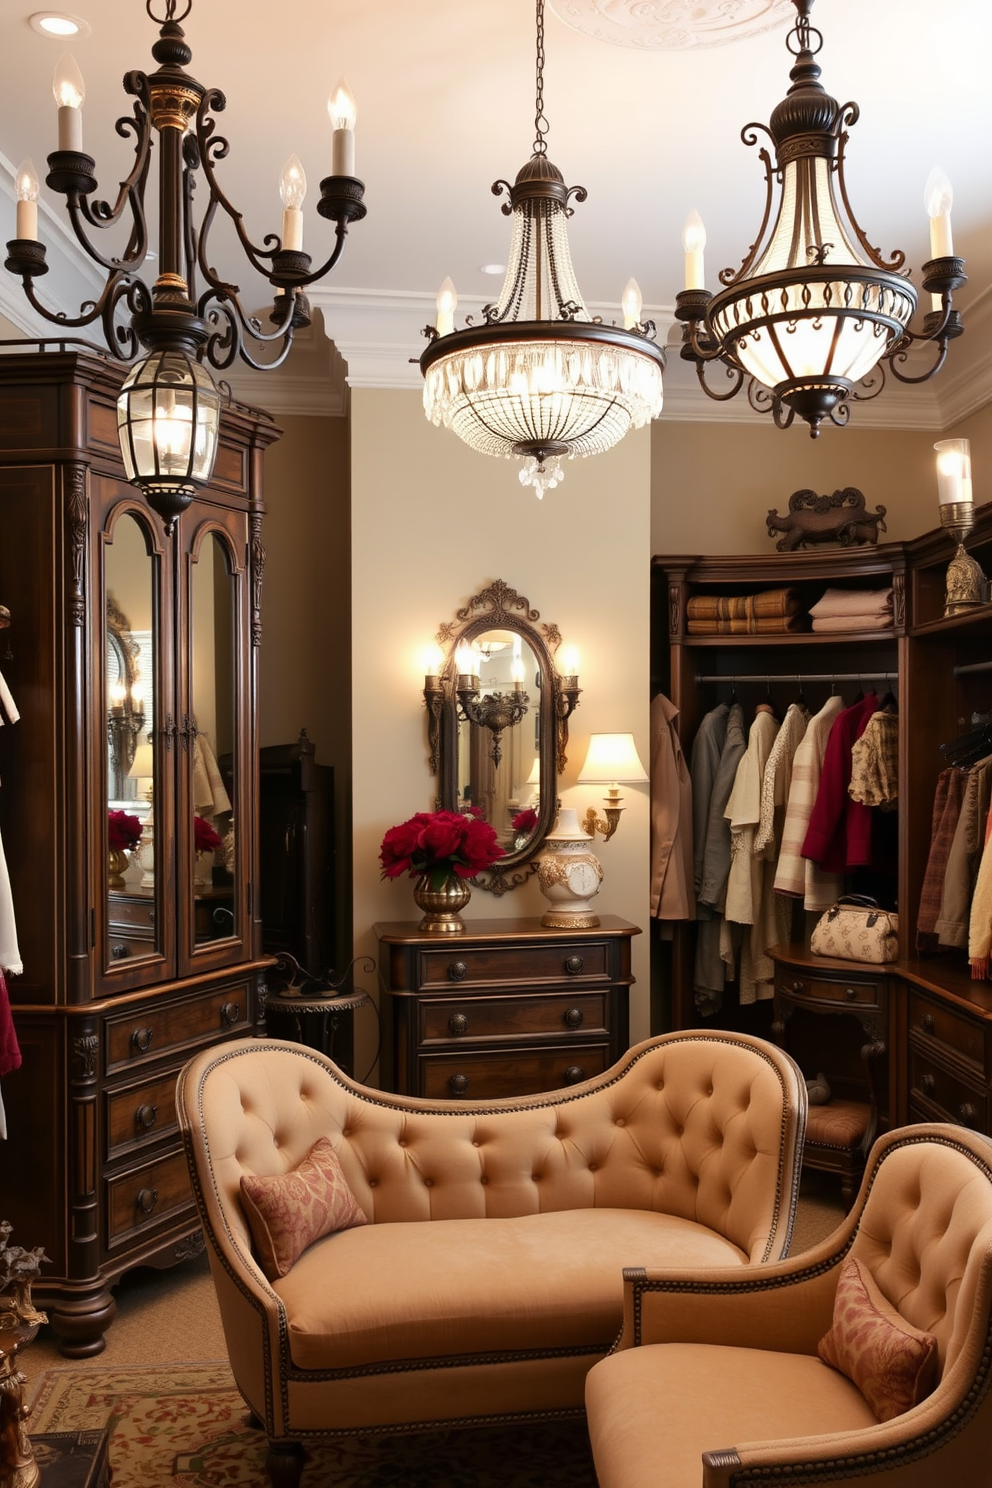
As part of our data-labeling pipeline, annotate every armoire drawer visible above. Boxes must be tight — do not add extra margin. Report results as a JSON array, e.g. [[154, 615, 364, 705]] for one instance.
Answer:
[[105, 1147, 192, 1243], [105, 1067, 182, 1159], [776, 971, 885, 1010], [105, 985, 251, 1072], [419, 1043, 612, 1101], [907, 991, 988, 1080], [416, 939, 609, 990], [420, 990, 609, 1045], [908, 1049, 987, 1131]]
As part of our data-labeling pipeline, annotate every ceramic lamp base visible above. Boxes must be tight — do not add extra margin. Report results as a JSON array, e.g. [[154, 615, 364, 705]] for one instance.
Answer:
[[538, 807, 603, 929]]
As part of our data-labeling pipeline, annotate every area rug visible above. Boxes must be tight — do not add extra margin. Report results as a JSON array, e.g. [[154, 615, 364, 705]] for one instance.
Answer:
[[29, 1363, 597, 1487]]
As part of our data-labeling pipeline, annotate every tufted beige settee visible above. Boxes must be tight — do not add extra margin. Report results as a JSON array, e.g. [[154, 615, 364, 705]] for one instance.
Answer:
[[177, 1030, 806, 1487], [586, 1123, 992, 1488]]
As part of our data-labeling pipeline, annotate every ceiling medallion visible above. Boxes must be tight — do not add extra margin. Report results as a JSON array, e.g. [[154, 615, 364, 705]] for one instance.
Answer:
[[547, 0, 794, 51]]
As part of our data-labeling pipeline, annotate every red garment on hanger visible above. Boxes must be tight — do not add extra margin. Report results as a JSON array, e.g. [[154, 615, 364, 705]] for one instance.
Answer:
[[0, 969, 21, 1077], [801, 692, 879, 874]]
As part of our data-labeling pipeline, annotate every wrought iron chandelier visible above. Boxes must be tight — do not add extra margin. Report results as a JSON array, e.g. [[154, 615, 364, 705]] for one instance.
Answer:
[[4, 0, 366, 529], [419, 0, 666, 498], [675, 0, 966, 436]]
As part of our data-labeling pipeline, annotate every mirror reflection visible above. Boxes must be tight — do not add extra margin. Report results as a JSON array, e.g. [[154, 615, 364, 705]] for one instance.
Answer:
[[454, 630, 539, 854], [190, 531, 236, 946], [105, 511, 159, 962]]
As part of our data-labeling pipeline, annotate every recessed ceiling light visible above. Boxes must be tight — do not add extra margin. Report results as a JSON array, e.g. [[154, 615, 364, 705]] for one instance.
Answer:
[[29, 12, 92, 40], [479, 263, 505, 276]]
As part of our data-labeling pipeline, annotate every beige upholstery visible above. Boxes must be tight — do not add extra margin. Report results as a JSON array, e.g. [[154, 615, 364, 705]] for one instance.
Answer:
[[585, 1123, 992, 1488], [177, 1030, 805, 1482]]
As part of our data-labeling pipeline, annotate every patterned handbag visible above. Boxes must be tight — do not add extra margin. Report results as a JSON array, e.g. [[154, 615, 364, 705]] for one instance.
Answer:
[[810, 895, 899, 964]]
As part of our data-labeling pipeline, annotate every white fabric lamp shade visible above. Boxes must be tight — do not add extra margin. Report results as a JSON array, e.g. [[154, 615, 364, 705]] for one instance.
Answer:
[[128, 739, 154, 785], [577, 732, 648, 784]]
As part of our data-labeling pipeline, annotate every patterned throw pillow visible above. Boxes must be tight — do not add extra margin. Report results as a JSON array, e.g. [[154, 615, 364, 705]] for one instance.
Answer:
[[240, 1136, 368, 1280], [818, 1256, 938, 1421]]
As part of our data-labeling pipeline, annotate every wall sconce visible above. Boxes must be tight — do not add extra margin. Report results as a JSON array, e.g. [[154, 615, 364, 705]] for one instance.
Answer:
[[578, 732, 649, 842], [107, 682, 145, 798], [935, 438, 988, 615], [554, 646, 582, 773]]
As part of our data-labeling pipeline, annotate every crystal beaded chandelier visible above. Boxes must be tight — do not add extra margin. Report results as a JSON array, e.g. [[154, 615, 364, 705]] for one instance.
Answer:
[[419, 0, 666, 498]]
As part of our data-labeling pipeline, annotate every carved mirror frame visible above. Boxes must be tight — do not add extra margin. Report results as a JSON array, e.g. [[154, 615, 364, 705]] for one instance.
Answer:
[[427, 579, 580, 895]]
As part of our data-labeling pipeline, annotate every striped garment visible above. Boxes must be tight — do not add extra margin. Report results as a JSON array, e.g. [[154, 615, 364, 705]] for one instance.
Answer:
[[773, 693, 845, 911]]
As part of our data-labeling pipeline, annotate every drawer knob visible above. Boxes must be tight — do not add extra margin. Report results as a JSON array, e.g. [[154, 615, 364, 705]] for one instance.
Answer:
[[448, 1073, 469, 1096], [564, 1007, 584, 1029], [563, 1065, 586, 1085], [921, 1012, 935, 1035], [920, 1072, 936, 1096], [959, 1102, 980, 1129], [135, 1104, 158, 1132], [792, 980, 804, 994], [111, 944, 131, 960], [136, 1187, 158, 1216], [845, 987, 857, 1001], [220, 1001, 240, 1027], [448, 1012, 469, 1036], [564, 956, 584, 976], [130, 1027, 154, 1055], [448, 961, 468, 982]]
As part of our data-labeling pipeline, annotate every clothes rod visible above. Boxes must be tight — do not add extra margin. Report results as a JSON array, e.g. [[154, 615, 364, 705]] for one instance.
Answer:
[[695, 672, 896, 684], [953, 660, 992, 677]]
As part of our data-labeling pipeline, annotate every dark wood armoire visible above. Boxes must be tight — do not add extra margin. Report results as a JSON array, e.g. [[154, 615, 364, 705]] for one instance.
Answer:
[[0, 347, 279, 1355]]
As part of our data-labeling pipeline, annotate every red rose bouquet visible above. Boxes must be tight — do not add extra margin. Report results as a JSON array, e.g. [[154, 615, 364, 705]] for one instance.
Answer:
[[108, 809, 142, 853], [512, 807, 538, 835], [194, 815, 223, 855], [379, 809, 503, 889]]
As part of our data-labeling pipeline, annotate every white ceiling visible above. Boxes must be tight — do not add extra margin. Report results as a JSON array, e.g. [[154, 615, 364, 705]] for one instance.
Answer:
[[0, 0, 989, 427]]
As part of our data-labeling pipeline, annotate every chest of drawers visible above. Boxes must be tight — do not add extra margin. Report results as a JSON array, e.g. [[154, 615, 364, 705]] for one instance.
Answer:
[[374, 916, 639, 1099]]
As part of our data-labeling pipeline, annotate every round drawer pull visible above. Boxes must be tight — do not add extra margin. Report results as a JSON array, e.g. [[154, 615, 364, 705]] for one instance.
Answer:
[[921, 1012, 935, 1035], [920, 1072, 936, 1096], [959, 1102, 980, 1129], [135, 1103, 158, 1132], [111, 944, 131, 960], [448, 961, 468, 982], [563, 1065, 586, 1085], [845, 987, 858, 1001], [130, 1027, 154, 1054], [564, 1007, 584, 1029], [448, 1073, 469, 1096], [792, 980, 804, 994], [448, 1013, 469, 1036], [136, 1187, 158, 1216], [220, 1001, 240, 1027], [564, 956, 584, 976]]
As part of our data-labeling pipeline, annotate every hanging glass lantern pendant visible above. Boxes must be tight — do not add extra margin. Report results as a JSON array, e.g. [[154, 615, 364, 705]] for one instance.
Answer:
[[675, 0, 966, 435], [419, 0, 665, 496]]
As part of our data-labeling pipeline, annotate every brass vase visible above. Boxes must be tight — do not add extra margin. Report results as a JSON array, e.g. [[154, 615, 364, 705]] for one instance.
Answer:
[[108, 847, 130, 890], [412, 872, 471, 934]]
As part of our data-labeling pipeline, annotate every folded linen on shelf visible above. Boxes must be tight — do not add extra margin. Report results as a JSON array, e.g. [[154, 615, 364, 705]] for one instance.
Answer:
[[809, 586, 893, 619], [687, 588, 800, 622], [811, 612, 894, 633]]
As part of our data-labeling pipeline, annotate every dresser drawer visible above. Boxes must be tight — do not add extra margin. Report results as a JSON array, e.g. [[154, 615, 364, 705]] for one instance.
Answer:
[[416, 939, 610, 990], [777, 970, 884, 1009], [105, 1147, 192, 1243], [108, 893, 155, 933], [105, 984, 251, 1073], [908, 992, 988, 1079], [420, 990, 609, 1045], [105, 1068, 180, 1159], [419, 1043, 612, 1101], [908, 1048, 987, 1130]]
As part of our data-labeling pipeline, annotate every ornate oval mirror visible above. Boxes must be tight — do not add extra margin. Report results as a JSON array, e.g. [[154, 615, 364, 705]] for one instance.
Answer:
[[426, 580, 580, 893]]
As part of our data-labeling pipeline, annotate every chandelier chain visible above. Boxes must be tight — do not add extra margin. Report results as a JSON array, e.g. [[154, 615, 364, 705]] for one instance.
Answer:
[[533, 0, 549, 157]]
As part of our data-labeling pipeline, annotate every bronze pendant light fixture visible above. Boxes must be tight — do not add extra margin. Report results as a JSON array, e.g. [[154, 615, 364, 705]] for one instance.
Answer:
[[5, 0, 366, 529], [675, 0, 966, 436], [419, 0, 666, 497]]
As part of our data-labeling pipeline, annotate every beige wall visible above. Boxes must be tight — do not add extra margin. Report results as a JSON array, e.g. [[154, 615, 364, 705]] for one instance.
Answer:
[[351, 389, 653, 1079], [258, 411, 353, 971], [650, 419, 952, 556]]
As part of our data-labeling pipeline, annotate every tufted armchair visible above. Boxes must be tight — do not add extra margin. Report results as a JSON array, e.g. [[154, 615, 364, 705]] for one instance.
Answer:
[[586, 1122, 992, 1488], [177, 1030, 805, 1486]]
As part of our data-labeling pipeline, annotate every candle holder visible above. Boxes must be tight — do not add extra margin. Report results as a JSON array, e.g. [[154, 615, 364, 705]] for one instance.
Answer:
[[939, 502, 989, 615]]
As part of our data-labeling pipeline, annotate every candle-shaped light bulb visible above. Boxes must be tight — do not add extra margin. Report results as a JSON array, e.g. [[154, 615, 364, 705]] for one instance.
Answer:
[[511, 657, 525, 692], [15, 159, 39, 241], [682, 209, 706, 291], [561, 646, 580, 679], [924, 167, 954, 260], [435, 277, 457, 337], [621, 278, 642, 330], [53, 52, 85, 152], [279, 154, 307, 251], [110, 681, 126, 709], [422, 643, 444, 680], [328, 78, 357, 176], [455, 643, 476, 679], [934, 438, 972, 506], [131, 686, 144, 713]]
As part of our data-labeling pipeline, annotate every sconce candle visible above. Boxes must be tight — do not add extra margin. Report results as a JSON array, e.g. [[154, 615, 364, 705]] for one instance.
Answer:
[[328, 78, 357, 176], [621, 278, 642, 331], [53, 52, 85, 152], [279, 155, 307, 252], [15, 160, 39, 241], [682, 209, 706, 292], [435, 277, 457, 337]]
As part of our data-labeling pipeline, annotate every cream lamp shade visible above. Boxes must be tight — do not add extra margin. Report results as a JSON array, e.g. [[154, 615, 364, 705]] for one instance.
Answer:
[[128, 739, 154, 783], [577, 733, 648, 784]]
